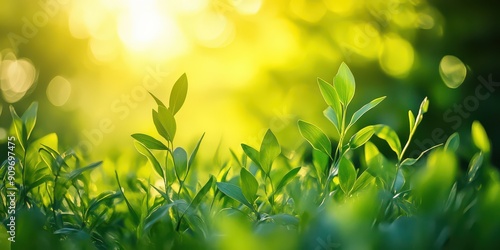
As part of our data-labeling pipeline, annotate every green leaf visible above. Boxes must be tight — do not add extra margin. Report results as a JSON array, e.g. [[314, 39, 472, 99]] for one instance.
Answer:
[[230, 149, 243, 167], [417, 150, 457, 211], [240, 168, 259, 203], [472, 121, 490, 153], [260, 129, 281, 174], [157, 105, 176, 142], [347, 96, 385, 131], [149, 92, 166, 107], [373, 124, 402, 158], [39, 148, 57, 175], [338, 156, 356, 194], [138, 187, 150, 238], [44, 147, 70, 171], [351, 170, 375, 193], [183, 176, 215, 214], [268, 214, 299, 226], [318, 78, 337, 106], [400, 144, 442, 167], [394, 168, 405, 192], [274, 167, 301, 195], [64, 161, 102, 182], [152, 110, 169, 141], [415, 97, 429, 127], [298, 120, 331, 157], [143, 200, 184, 232], [134, 141, 164, 177], [420, 97, 429, 114], [323, 107, 341, 135], [188, 133, 205, 168], [241, 144, 261, 168], [87, 191, 120, 215], [169, 73, 188, 115], [53, 228, 81, 235], [364, 142, 395, 189], [38, 147, 72, 177], [333, 62, 355, 106], [131, 133, 169, 150], [445, 183, 457, 211], [349, 125, 375, 149], [467, 152, 483, 183], [21, 102, 38, 139], [27, 172, 51, 192], [9, 105, 24, 149], [408, 110, 415, 132], [444, 132, 460, 152], [150, 185, 170, 203], [183, 214, 208, 236], [218, 165, 232, 183], [364, 141, 381, 170], [173, 147, 188, 180], [216, 182, 254, 210], [313, 149, 329, 180], [318, 78, 342, 125]]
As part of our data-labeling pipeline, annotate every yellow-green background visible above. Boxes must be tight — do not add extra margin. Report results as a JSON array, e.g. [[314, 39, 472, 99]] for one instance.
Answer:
[[1, 0, 499, 168]]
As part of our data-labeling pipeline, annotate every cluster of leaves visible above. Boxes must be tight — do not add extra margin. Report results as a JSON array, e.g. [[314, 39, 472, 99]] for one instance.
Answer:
[[298, 63, 440, 213], [1, 63, 500, 249], [128, 73, 302, 248], [296, 64, 500, 249], [0, 103, 122, 249]]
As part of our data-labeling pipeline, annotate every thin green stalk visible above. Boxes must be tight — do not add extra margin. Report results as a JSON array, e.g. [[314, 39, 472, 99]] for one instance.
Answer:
[[53, 169, 61, 227], [391, 109, 422, 193], [114, 170, 139, 225], [21, 145, 28, 207], [399, 124, 417, 164], [267, 173, 275, 208], [164, 140, 173, 200], [333, 105, 347, 174]]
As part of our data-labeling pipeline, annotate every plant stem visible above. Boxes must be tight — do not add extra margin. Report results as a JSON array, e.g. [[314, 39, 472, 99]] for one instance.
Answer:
[[165, 141, 173, 200], [267, 173, 275, 208], [333, 105, 347, 174]]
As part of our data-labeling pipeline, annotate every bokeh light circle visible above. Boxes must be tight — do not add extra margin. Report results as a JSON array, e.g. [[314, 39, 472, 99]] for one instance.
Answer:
[[439, 55, 467, 89], [379, 35, 414, 77], [47, 76, 72, 107], [0, 54, 37, 103]]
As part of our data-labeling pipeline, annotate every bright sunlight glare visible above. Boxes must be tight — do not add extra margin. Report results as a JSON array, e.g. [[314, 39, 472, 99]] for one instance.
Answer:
[[117, 0, 183, 53]]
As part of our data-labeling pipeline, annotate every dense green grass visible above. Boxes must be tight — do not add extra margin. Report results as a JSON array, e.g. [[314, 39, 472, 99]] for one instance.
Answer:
[[1, 64, 499, 249]]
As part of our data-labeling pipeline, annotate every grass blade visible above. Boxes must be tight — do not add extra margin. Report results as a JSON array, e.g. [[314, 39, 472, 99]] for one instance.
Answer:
[[114, 170, 139, 225], [188, 133, 205, 168]]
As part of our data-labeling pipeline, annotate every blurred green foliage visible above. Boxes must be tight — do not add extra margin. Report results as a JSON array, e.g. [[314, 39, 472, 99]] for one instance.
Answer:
[[1, 65, 499, 249]]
